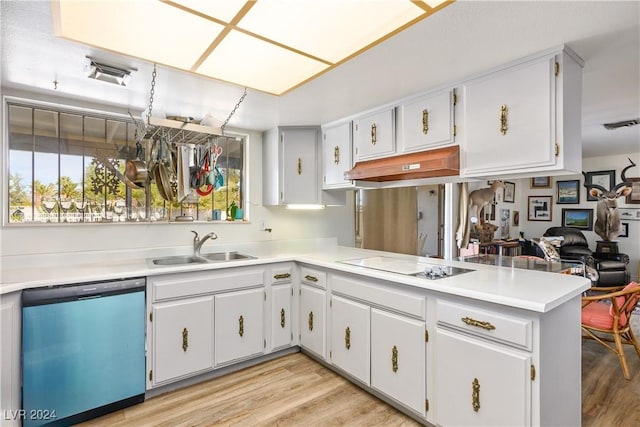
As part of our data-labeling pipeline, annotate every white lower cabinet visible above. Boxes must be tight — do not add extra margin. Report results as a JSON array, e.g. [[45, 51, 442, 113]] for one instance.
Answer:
[[435, 328, 531, 426], [299, 284, 326, 359], [271, 283, 293, 350], [330, 295, 370, 385], [370, 308, 426, 416], [1, 292, 21, 427], [214, 287, 265, 366], [151, 296, 214, 385]]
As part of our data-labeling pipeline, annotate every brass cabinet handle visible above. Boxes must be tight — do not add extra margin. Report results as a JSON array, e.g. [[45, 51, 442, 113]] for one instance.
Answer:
[[345, 326, 351, 350], [334, 146, 340, 165], [499, 104, 508, 135], [391, 345, 398, 373], [280, 308, 286, 328], [239, 315, 244, 337], [308, 311, 314, 331], [182, 327, 188, 352], [472, 378, 481, 412], [304, 275, 318, 282], [273, 273, 291, 280], [371, 123, 377, 145], [297, 158, 302, 175], [461, 316, 496, 331], [422, 109, 429, 135]]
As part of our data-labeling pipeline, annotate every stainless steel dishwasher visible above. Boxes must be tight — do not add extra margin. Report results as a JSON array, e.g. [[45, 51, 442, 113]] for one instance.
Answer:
[[21, 277, 146, 427]]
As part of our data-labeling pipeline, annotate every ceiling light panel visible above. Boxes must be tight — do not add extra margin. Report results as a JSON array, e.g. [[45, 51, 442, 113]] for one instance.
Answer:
[[197, 30, 329, 95], [237, 1, 427, 63], [169, 0, 248, 23], [53, 0, 225, 71]]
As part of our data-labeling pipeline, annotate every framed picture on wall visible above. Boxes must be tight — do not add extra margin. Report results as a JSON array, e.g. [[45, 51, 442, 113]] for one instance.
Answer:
[[528, 196, 552, 221], [556, 180, 580, 204], [620, 208, 640, 221], [561, 208, 593, 230], [625, 178, 640, 204], [530, 176, 551, 188], [584, 170, 615, 201], [513, 210, 520, 226], [619, 222, 629, 238], [503, 181, 515, 203]]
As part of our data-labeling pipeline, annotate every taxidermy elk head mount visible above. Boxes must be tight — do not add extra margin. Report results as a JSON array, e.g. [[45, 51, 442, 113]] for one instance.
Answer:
[[582, 158, 636, 241]]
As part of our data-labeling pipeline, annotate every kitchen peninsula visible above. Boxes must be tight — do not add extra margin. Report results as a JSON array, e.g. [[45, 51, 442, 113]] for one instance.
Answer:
[[1, 239, 590, 426]]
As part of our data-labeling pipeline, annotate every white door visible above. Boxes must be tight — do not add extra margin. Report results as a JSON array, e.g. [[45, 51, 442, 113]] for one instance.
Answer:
[[354, 108, 395, 161], [152, 296, 214, 385], [400, 89, 455, 153], [281, 128, 318, 204], [331, 295, 370, 385], [299, 284, 326, 359], [370, 308, 425, 416], [214, 288, 264, 366], [435, 328, 532, 426], [462, 57, 555, 174], [322, 122, 353, 189], [271, 283, 292, 350]]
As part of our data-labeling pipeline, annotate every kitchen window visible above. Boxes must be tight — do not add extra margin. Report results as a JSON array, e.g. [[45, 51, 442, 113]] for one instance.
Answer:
[[5, 100, 245, 224]]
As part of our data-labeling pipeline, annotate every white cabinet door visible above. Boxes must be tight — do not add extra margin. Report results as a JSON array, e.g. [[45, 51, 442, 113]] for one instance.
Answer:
[[299, 284, 326, 359], [152, 296, 214, 385], [271, 283, 292, 350], [354, 108, 395, 161], [435, 328, 532, 427], [370, 308, 425, 416], [399, 89, 455, 153], [330, 295, 370, 385], [281, 127, 319, 204], [215, 288, 265, 366], [1, 292, 20, 427], [462, 57, 555, 174], [322, 121, 353, 189]]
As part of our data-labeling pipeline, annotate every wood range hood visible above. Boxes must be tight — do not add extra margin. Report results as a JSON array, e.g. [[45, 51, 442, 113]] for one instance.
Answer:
[[344, 146, 459, 182]]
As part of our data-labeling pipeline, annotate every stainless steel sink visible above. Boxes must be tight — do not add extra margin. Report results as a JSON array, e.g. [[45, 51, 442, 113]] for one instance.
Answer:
[[150, 255, 209, 266], [202, 251, 256, 262], [149, 252, 255, 267]]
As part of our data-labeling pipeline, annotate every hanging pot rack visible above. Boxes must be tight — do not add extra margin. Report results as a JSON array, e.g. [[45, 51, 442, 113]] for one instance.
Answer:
[[138, 64, 247, 146]]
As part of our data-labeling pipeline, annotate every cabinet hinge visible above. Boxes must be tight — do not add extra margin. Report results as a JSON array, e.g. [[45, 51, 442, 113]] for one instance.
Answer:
[[453, 93, 457, 106], [149, 312, 153, 322], [453, 125, 457, 137], [291, 333, 294, 341], [280, 191, 283, 200], [330, 350, 332, 359], [323, 175, 326, 183], [291, 288, 294, 296], [425, 330, 429, 342], [149, 370, 153, 381], [555, 62, 560, 76], [299, 289, 302, 296], [264, 339, 266, 349], [425, 399, 429, 412], [555, 143, 560, 157], [531, 364, 536, 381], [264, 291, 267, 301], [280, 134, 284, 143], [323, 133, 326, 141], [330, 299, 332, 308]]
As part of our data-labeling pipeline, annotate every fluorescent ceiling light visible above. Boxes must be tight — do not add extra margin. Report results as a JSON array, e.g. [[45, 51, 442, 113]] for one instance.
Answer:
[[286, 204, 326, 210], [52, 0, 454, 95]]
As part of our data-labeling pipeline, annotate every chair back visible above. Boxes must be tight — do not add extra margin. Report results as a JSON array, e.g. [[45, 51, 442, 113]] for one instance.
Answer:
[[611, 282, 640, 328]]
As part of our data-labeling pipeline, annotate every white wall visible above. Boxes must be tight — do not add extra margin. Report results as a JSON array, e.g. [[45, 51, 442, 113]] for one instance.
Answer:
[[0, 91, 355, 258], [516, 153, 640, 282]]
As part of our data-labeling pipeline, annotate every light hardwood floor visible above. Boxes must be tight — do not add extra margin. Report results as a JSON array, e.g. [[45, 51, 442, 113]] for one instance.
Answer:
[[81, 340, 640, 427]]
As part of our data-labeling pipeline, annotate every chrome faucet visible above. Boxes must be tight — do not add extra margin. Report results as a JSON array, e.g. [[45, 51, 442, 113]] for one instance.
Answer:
[[191, 230, 218, 257]]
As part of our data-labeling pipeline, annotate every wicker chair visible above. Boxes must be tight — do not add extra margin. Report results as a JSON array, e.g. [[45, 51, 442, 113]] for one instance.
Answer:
[[581, 282, 640, 380]]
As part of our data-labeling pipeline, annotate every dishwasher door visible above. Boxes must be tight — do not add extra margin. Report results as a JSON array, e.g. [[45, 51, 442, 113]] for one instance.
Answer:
[[22, 278, 146, 427]]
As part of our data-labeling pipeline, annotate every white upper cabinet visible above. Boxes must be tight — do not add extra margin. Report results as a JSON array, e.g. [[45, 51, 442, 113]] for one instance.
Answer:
[[353, 108, 396, 162], [322, 121, 354, 189], [263, 126, 345, 206], [460, 47, 583, 178], [398, 88, 456, 153]]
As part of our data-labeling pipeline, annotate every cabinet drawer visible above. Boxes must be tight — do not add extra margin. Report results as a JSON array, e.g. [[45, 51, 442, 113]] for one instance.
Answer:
[[300, 267, 327, 289], [436, 300, 532, 351], [151, 268, 264, 301], [270, 265, 293, 284], [332, 274, 425, 319]]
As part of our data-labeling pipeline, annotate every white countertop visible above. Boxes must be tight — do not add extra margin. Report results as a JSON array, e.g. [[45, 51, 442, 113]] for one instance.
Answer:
[[0, 239, 590, 313]]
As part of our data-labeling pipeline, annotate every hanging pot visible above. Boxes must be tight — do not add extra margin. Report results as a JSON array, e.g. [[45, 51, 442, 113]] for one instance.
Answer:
[[125, 141, 147, 189]]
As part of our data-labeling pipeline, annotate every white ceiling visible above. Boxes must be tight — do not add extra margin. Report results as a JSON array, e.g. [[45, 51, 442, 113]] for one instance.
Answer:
[[1, 1, 639, 158]]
